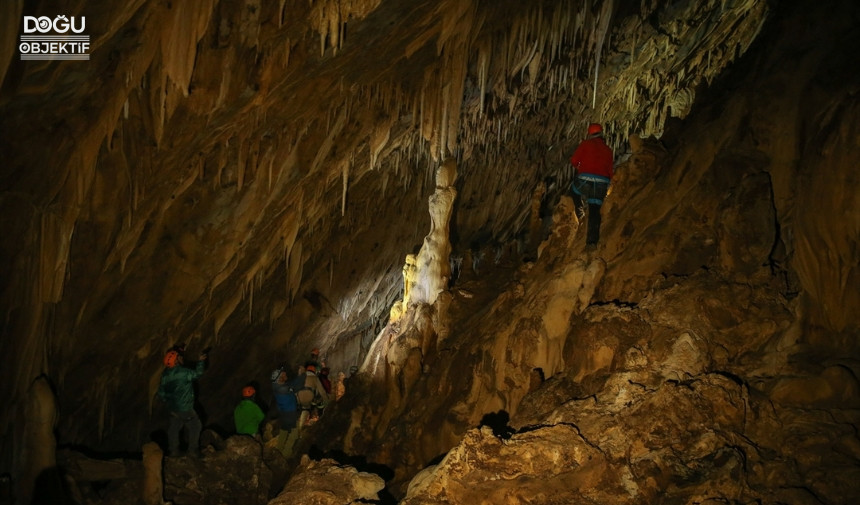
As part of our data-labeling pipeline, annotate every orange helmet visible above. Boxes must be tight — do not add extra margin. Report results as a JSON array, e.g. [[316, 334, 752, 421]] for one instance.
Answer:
[[311, 348, 320, 356], [164, 350, 180, 368], [306, 365, 316, 372], [587, 123, 603, 136], [242, 386, 256, 398]]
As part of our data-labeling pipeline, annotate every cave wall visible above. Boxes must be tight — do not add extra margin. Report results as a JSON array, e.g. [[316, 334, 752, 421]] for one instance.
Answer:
[[1, 0, 825, 485], [323, 0, 860, 498]]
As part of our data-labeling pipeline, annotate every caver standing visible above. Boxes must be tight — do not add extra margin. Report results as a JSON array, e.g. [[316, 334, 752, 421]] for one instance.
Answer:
[[157, 345, 207, 457]]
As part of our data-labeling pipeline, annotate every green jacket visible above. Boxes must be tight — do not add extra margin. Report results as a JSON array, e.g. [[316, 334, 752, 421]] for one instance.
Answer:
[[157, 360, 205, 412], [234, 399, 265, 435]]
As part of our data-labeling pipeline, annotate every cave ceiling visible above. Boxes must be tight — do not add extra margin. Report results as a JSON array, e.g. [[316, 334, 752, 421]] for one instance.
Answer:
[[0, 0, 771, 452]]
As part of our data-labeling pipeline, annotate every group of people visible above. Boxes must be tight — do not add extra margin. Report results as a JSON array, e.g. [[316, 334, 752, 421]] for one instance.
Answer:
[[155, 122, 612, 458], [157, 345, 351, 459]]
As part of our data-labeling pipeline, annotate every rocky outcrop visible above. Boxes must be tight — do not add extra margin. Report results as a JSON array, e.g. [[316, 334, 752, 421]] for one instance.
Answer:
[[0, 1, 772, 467], [1, 1, 858, 504], [268, 455, 385, 505], [317, 4, 860, 501]]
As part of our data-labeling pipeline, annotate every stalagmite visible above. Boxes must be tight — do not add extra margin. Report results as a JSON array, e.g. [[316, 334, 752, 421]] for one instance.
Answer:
[[141, 442, 166, 505], [408, 159, 457, 306], [401, 253, 418, 307], [17, 376, 58, 505]]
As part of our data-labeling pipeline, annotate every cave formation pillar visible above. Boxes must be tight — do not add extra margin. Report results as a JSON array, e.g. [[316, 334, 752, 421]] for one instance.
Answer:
[[409, 158, 458, 307], [374, 159, 458, 429], [142, 442, 166, 505], [401, 254, 418, 307], [17, 376, 58, 505]]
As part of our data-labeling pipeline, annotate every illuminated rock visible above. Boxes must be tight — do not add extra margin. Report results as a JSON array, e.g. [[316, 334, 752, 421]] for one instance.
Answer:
[[408, 158, 458, 307]]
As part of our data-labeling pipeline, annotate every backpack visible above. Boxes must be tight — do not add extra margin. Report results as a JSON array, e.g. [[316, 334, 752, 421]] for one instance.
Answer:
[[289, 374, 315, 408], [295, 387, 315, 407]]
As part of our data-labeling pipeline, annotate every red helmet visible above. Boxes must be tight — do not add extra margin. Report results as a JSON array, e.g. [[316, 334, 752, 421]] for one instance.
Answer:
[[242, 386, 256, 398], [311, 348, 320, 356], [164, 350, 180, 368], [587, 123, 603, 136], [306, 365, 316, 372]]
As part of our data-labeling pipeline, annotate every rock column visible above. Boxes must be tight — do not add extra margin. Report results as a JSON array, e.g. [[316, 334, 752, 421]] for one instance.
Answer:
[[18, 376, 58, 504], [408, 158, 458, 306]]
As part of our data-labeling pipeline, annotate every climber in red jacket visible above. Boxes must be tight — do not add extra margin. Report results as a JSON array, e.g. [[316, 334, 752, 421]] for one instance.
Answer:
[[570, 122, 614, 246]]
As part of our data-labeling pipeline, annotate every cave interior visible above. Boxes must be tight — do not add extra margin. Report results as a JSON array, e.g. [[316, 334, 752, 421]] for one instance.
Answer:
[[1, 0, 859, 504]]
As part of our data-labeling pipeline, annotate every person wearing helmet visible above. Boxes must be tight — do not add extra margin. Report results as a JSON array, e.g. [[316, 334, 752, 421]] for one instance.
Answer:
[[297, 364, 328, 427], [333, 371, 347, 402], [233, 384, 265, 437], [570, 122, 614, 247], [156, 345, 208, 457], [306, 348, 321, 371], [271, 366, 301, 456]]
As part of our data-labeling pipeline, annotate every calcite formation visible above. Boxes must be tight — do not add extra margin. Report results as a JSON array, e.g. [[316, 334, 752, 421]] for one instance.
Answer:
[[269, 455, 385, 505], [1, 0, 858, 504], [17, 376, 57, 505], [406, 158, 458, 307]]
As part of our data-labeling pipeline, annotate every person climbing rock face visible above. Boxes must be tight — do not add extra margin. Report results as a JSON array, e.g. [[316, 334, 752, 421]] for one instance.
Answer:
[[570, 122, 614, 247], [157, 345, 207, 457]]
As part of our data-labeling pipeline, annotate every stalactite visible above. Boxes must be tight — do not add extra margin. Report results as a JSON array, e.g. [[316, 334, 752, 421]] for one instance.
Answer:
[[288, 240, 303, 304], [311, 106, 347, 175], [237, 137, 246, 191], [267, 152, 274, 191], [248, 279, 253, 323], [160, 0, 216, 96], [341, 159, 348, 217], [214, 290, 243, 338], [370, 121, 392, 170], [591, 0, 614, 109]]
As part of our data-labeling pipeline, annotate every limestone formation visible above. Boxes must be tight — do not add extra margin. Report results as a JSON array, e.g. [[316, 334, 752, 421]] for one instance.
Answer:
[[269, 456, 385, 505], [141, 442, 165, 505], [401, 254, 418, 308], [0, 1, 858, 504], [0, 0, 774, 458], [17, 376, 57, 505], [407, 158, 458, 307]]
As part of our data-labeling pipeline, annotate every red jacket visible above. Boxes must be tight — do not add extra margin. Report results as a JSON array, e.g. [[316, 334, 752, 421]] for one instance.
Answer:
[[570, 136, 613, 179]]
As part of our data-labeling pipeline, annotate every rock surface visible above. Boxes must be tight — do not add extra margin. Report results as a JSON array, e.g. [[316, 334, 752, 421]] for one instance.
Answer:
[[0, 0, 858, 504], [268, 455, 385, 505]]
